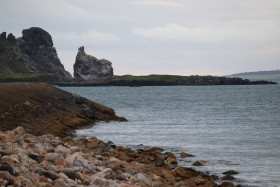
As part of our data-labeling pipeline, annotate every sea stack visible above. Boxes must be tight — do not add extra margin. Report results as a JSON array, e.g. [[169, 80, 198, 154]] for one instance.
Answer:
[[73, 46, 113, 80]]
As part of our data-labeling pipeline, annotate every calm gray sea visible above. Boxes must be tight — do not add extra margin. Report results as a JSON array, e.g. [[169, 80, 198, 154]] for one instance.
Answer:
[[61, 85, 280, 187]]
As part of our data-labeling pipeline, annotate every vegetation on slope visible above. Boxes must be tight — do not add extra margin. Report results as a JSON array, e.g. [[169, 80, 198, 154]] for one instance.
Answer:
[[0, 39, 28, 74], [0, 73, 55, 82], [57, 74, 277, 86]]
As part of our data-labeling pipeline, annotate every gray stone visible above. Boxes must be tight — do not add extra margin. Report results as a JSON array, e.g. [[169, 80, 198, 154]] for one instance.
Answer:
[[134, 173, 152, 186], [34, 168, 60, 180], [7, 33, 16, 44], [0, 32, 6, 40], [1, 27, 72, 81], [74, 46, 113, 80]]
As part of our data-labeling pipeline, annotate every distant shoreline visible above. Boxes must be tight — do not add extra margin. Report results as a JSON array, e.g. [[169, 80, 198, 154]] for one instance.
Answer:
[[53, 74, 278, 87]]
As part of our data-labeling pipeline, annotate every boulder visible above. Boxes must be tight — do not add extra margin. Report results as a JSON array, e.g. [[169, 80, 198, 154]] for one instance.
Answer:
[[74, 46, 114, 80], [222, 170, 239, 176], [134, 173, 152, 186], [221, 175, 236, 180], [180, 151, 195, 158], [192, 161, 204, 166], [219, 181, 235, 187], [174, 167, 199, 179]]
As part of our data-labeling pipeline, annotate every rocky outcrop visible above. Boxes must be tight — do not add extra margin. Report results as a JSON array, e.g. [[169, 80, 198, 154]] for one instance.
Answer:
[[0, 126, 225, 187], [74, 46, 113, 80], [0, 82, 126, 137], [0, 28, 72, 81]]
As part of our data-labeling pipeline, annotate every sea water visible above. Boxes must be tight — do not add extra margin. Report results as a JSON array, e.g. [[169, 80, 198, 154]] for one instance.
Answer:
[[61, 85, 280, 187]]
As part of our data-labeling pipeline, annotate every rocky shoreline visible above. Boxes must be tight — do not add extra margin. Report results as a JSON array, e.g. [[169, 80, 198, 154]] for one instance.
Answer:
[[0, 127, 238, 187], [0, 82, 240, 186], [0, 82, 126, 137]]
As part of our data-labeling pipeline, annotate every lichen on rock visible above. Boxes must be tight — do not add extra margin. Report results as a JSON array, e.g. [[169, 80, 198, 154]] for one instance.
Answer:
[[74, 46, 114, 80]]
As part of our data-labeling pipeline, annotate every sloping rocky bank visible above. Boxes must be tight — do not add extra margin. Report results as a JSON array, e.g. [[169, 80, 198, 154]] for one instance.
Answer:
[[0, 126, 237, 187], [0, 82, 126, 137]]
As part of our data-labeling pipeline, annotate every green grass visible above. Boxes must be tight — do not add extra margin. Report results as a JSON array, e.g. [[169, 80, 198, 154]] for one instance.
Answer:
[[0, 73, 55, 82], [82, 74, 252, 86], [0, 40, 29, 74]]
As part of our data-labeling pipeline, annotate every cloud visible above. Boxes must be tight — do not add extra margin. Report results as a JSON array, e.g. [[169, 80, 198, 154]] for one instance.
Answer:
[[133, 22, 280, 43], [131, 1, 179, 6], [53, 30, 120, 49]]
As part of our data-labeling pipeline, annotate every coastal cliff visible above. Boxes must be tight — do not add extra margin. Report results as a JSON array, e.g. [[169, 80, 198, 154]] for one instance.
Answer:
[[0, 82, 126, 137], [0, 28, 72, 82]]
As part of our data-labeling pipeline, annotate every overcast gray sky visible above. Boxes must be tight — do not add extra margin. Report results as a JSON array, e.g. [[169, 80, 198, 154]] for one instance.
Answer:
[[1, 0, 280, 76]]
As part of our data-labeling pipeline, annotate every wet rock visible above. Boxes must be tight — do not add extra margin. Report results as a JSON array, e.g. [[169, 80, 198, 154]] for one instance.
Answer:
[[193, 176, 207, 185], [180, 151, 195, 158], [161, 170, 175, 181], [222, 170, 239, 176], [167, 158, 178, 165], [193, 161, 204, 166], [174, 167, 199, 179], [221, 175, 236, 180], [219, 181, 235, 187], [153, 160, 165, 167], [165, 152, 177, 160]]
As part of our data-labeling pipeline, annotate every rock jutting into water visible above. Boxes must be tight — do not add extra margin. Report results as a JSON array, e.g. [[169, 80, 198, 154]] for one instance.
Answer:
[[0, 82, 126, 137], [73, 46, 114, 80], [0, 126, 235, 187]]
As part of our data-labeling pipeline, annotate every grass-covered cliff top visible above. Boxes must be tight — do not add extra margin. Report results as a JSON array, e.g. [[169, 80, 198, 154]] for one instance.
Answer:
[[0, 73, 55, 82], [57, 74, 277, 86]]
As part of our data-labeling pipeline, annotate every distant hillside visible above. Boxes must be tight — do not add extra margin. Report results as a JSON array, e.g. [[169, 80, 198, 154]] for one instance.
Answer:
[[229, 70, 280, 83], [55, 74, 277, 87]]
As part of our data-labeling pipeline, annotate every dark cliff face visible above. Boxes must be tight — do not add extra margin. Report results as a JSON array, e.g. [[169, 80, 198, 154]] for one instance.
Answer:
[[73, 46, 113, 80], [0, 27, 72, 82]]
